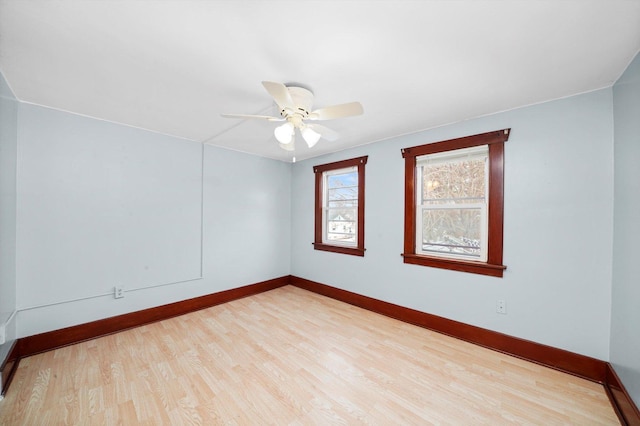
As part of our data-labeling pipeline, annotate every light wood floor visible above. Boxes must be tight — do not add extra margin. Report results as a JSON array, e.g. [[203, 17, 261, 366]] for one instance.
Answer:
[[0, 285, 619, 425]]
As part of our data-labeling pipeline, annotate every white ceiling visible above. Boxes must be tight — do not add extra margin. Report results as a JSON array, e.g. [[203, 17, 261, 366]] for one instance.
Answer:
[[1, 1, 639, 162]]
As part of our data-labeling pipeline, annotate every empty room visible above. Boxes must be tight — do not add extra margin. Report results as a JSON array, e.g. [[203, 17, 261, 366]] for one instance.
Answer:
[[1, 1, 639, 424]]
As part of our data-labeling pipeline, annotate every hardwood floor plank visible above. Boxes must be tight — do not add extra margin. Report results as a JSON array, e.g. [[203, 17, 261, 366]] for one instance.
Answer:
[[0, 285, 619, 424]]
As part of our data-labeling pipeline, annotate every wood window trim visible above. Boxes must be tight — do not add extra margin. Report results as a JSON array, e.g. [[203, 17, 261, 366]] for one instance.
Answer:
[[401, 129, 510, 277], [313, 156, 368, 257]]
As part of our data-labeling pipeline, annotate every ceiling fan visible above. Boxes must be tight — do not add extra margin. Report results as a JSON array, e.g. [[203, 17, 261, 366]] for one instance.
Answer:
[[222, 81, 363, 151]]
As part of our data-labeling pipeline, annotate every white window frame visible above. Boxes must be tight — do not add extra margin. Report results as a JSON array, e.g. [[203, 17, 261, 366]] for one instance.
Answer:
[[415, 145, 489, 262], [322, 166, 358, 247]]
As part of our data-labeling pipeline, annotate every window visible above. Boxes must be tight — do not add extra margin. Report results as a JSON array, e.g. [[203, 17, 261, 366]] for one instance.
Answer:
[[401, 129, 510, 277], [313, 156, 367, 256], [417, 145, 489, 261]]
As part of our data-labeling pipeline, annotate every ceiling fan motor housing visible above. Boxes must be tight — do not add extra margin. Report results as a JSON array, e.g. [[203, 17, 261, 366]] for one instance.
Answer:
[[282, 86, 314, 119]]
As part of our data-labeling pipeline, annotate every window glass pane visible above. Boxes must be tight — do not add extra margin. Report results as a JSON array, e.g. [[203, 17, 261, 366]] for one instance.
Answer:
[[327, 171, 358, 208], [323, 167, 358, 245], [326, 208, 356, 244], [420, 157, 486, 205], [420, 207, 483, 258], [416, 145, 488, 260], [327, 170, 357, 188], [327, 186, 358, 208]]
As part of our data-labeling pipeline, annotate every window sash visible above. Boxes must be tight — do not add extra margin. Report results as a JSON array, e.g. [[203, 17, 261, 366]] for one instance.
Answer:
[[415, 145, 489, 261], [416, 145, 488, 167], [324, 207, 357, 246], [416, 203, 488, 261], [322, 167, 358, 246]]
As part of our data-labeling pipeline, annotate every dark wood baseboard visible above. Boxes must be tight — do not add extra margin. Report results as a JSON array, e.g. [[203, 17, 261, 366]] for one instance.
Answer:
[[0, 340, 19, 397], [605, 363, 640, 425], [14, 276, 289, 359], [290, 276, 606, 381], [289, 275, 640, 425], [5, 274, 638, 424], [3, 276, 288, 397]]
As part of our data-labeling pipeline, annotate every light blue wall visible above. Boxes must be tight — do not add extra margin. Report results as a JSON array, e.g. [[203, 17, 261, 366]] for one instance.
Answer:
[[202, 144, 291, 289], [291, 89, 614, 360], [5, 57, 639, 404], [0, 71, 18, 366], [611, 51, 640, 407], [14, 104, 291, 336]]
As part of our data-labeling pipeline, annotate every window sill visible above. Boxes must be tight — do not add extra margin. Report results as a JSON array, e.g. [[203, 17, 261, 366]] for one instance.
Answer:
[[314, 243, 365, 257], [401, 253, 506, 277]]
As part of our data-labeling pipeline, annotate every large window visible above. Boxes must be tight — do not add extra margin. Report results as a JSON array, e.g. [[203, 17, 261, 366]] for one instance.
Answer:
[[313, 156, 367, 256], [417, 145, 489, 261], [401, 129, 510, 277]]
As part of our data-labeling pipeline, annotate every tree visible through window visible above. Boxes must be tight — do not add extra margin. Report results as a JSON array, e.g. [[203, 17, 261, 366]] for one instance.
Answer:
[[314, 156, 367, 256], [417, 145, 488, 260], [401, 129, 510, 277]]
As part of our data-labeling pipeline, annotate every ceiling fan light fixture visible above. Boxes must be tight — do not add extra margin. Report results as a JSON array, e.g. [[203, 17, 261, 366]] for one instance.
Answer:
[[274, 122, 294, 144], [301, 126, 321, 148], [279, 137, 295, 151], [222, 81, 362, 153]]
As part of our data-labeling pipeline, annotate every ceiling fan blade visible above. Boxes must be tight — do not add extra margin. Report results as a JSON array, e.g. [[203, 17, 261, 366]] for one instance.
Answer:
[[262, 81, 295, 110], [309, 102, 363, 120], [306, 123, 339, 141], [221, 113, 283, 121]]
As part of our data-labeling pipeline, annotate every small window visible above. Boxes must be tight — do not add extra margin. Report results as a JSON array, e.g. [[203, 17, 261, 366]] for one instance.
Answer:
[[401, 129, 510, 277], [313, 156, 367, 256]]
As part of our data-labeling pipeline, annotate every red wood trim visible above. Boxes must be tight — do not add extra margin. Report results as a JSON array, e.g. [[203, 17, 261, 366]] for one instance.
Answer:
[[313, 170, 323, 244], [357, 156, 366, 252], [313, 155, 368, 173], [312, 243, 365, 257], [605, 363, 640, 425], [401, 129, 510, 158], [402, 254, 506, 277], [403, 154, 416, 255], [401, 129, 509, 277], [0, 340, 19, 397], [15, 276, 290, 359], [487, 142, 505, 266], [313, 155, 368, 255], [290, 276, 607, 383]]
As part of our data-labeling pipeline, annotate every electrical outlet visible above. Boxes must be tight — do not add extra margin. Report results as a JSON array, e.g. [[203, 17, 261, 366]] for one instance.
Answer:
[[114, 286, 124, 299], [496, 299, 507, 314], [0, 323, 5, 345]]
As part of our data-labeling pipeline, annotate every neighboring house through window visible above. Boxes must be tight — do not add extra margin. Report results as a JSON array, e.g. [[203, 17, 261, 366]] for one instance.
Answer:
[[313, 156, 367, 256], [401, 129, 510, 277]]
